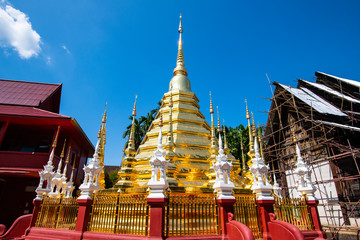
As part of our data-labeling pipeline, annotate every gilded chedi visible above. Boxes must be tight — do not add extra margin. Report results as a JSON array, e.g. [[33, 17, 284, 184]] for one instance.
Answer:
[[116, 15, 247, 193]]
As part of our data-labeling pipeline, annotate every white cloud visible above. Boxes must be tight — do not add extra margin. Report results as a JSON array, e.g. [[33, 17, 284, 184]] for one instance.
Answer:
[[46, 56, 51, 64], [62, 44, 71, 54], [0, 3, 41, 59]]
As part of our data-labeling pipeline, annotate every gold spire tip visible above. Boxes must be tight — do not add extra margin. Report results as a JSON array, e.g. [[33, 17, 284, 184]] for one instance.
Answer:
[[132, 95, 137, 117], [217, 106, 221, 132], [178, 14, 183, 33], [210, 91, 214, 114], [60, 139, 67, 158], [245, 99, 250, 120]]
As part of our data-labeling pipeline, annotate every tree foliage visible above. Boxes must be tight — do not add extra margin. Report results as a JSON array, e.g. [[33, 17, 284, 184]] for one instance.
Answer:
[[104, 169, 119, 189], [122, 102, 161, 150]]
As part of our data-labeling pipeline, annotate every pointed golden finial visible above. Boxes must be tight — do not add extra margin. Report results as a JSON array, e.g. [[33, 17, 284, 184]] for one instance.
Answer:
[[65, 146, 71, 164], [245, 99, 254, 150], [102, 102, 107, 123], [132, 95, 137, 117], [251, 112, 257, 138], [217, 106, 222, 132], [52, 126, 60, 148], [173, 14, 187, 77], [60, 139, 67, 158], [125, 95, 137, 155], [159, 111, 163, 127], [245, 99, 250, 120], [210, 91, 214, 114], [62, 145, 71, 178]]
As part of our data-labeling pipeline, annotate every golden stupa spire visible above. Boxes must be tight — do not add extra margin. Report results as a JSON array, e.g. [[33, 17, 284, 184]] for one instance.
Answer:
[[115, 97, 138, 192], [209, 91, 218, 151], [173, 14, 187, 77], [98, 103, 108, 189], [245, 100, 253, 146], [126, 95, 137, 155], [251, 112, 257, 139], [60, 139, 67, 159], [52, 126, 60, 148], [62, 145, 71, 178], [216, 106, 221, 133]]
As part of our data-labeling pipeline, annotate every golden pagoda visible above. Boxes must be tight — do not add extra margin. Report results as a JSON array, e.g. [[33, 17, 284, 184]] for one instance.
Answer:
[[119, 15, 248, 193], [97, 105, 107, 189]]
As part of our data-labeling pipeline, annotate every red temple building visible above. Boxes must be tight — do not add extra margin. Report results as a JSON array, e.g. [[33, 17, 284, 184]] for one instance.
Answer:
[[0, 79, 94, 228]]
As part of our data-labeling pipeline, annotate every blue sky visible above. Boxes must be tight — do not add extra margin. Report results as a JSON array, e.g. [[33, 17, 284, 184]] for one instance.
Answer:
[[0, 1, 359, 166]]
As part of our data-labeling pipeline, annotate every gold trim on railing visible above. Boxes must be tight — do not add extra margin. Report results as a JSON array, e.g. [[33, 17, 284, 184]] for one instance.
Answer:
[[87, 192, 149, 235], [35, 196, 78, 230], [233, 193, 262, 239], [273, 196, 314, 231], [165, 193, 218, 237]]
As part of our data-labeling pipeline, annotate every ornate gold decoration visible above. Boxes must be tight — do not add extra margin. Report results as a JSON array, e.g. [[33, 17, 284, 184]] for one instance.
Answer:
[[115, 96, 138, 192], [98, 104, 107, 189]]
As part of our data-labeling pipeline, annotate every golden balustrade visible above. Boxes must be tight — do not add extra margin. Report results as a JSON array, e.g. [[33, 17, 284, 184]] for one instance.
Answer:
[[233, 193, 262, 239], [165, 193, 219, 237], [35, 196, 78, 230], [87, 191, 148, 235], [273, 196, 314, 231]]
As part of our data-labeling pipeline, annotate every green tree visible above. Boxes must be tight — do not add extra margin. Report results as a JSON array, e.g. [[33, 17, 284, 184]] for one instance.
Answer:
[[123, 102, 161, 150], [104, 169, 119, 189]]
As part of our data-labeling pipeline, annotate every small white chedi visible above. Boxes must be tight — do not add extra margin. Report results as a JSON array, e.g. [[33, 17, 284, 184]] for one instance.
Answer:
[[35, 146, 56, 200], [147, 114, 170, 198], [78, 136, 103, 200], [212, 133, 235, 199], [250, 136, 273, 200], [293, 142, 317, 200]]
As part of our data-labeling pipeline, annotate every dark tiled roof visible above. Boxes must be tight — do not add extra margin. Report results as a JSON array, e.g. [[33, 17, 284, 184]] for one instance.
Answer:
[[0, 79, 61, 107], [0, 104, 69, 119]]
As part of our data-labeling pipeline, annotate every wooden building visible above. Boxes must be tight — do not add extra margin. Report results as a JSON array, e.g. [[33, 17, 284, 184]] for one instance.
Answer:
[[0, 79, 94, 228], [264, 72, 360, 235]]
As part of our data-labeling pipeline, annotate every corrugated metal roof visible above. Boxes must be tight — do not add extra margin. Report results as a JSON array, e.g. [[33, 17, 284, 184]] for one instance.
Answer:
[[0, 105, 69, 119], [278, 83, 347, 117], [300, 80, 360, 104], [0, 79, 61, 107], [317, 72, 360, 88]]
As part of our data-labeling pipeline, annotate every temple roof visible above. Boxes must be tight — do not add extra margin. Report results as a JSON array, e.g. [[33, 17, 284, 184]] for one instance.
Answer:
[[0, 105, 69, 119], [0, 79, 62, 113]]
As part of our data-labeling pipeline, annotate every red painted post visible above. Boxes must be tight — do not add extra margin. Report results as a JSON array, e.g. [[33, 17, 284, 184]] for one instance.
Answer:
[[147, 198, 166, 240], [307, 199, 326, 238], [217, 198, 236, 235], [29, 199, 42, 227], [257, 199, 275, 240], [75, 198, 93, 232]]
